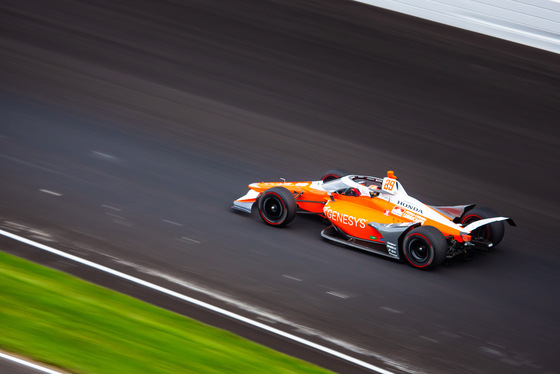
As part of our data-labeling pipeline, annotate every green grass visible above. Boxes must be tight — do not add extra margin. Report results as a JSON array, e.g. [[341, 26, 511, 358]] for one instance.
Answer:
[[0, 251, 333, 374]]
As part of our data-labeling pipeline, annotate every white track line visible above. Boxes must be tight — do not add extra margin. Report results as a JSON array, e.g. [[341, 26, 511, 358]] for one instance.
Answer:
[[0, 352, 66, 374], [180, 236, 200, 244], [0, 229, 395, 374], [39, 189, 62, 197], [163, 219, 183, 226]]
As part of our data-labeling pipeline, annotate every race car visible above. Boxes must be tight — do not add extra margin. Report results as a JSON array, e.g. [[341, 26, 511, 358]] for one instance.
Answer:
[[232, 170, 515, 269]]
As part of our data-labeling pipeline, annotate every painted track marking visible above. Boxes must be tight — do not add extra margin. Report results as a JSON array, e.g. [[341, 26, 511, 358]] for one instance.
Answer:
[[283, 275, 302, 281], [0, 352, 66, 374], [380, 307, 403, 314], [39, 189, 62, 197], [180, 236, 200, 244], [92, 151, 116, 160], [327, 291, 350, 299], [0, 229, 396, 374]]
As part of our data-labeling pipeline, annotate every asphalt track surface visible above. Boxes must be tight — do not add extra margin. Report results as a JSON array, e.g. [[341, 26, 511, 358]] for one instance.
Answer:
[[1, 1, 559, 373]]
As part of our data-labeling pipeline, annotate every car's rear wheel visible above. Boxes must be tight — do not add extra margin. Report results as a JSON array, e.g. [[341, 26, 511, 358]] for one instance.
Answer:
[[402, 226, 447, 269], [258, 187, 297, 227], [460, 206, 504, 246], [321, 169, 349, 182]]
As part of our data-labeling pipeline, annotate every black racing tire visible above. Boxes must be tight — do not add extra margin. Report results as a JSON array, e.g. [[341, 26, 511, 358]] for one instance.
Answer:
[[258, 187, 297, 227], [460, 206, 505, 246], [321, 169, 350, 182], [402, 226, 447, 269]]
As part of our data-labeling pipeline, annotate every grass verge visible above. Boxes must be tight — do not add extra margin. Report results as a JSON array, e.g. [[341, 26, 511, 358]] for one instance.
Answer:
[[0, 251, 333, 374]]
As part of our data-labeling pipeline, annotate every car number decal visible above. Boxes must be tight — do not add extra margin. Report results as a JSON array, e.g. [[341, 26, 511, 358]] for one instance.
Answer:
[[382, 178, 396, 193]]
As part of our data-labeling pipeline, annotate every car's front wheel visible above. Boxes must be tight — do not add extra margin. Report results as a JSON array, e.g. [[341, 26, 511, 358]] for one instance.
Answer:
[[402, 226, 447, 269], [258, 187, 297, 227]]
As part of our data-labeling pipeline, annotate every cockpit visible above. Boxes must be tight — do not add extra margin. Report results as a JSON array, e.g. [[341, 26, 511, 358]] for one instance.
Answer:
[[322, 175, 383, 197]]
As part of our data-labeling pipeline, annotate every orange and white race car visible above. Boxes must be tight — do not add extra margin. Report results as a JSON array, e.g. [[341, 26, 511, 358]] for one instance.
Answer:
[[232, 170, 515, 269]]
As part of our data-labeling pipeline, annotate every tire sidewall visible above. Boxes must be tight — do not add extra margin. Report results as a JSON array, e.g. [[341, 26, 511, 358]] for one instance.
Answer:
[[258, 187, 297, 227], [403, 232, 435, 268], [460, 206, 505, 246], [321, 169, 349, 182], [461, 212, 491, 241], [259, 191, 288, 225], [402, 226, 447, 269]]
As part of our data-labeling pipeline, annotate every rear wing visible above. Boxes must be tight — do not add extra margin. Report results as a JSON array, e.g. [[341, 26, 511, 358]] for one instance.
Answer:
[[461, 217, 516, 235]]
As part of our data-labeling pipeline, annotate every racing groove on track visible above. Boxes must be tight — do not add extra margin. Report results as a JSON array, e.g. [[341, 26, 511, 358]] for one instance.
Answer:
[[1, 1, 559, 373]]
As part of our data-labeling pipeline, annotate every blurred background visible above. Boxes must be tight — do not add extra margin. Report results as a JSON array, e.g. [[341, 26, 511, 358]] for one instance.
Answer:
[[1, 1, 559, 373]]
